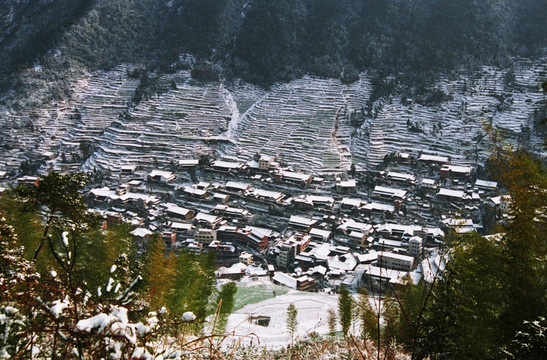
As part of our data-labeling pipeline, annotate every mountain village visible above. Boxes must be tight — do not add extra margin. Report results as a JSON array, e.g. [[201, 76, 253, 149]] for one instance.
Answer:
[[2, 149, 509, 299]]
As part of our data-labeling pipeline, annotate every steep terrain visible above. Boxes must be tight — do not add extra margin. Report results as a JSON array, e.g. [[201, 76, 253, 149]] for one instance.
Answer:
[[1, 0, 545, 90], [0, 0, 546, 176], [1, 55, 545, 176]]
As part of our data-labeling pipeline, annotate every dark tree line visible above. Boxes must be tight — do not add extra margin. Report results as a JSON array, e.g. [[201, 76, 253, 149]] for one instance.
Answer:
[[1, 0, 546, 92]]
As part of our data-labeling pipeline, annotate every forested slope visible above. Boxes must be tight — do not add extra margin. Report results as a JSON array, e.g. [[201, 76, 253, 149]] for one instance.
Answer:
[[1, 0, 546, 91]]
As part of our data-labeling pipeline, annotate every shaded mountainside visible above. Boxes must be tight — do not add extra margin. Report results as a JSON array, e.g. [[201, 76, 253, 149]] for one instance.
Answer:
[[0, 0, 92, 73], [1, 0, 546, 91]]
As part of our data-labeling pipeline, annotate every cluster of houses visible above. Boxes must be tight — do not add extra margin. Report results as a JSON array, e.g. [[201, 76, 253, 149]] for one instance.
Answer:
[[0, 151, 511, 294]]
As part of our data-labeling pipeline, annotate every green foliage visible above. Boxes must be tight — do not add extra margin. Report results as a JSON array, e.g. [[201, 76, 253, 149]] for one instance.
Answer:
[[286, 303, 298, 344], [167, 250, 216, 328], [0, 192, 42, 263], [217, 282, 237, 316], [145, 234, 176, 310], [419, 149, 547, 359], [505, 316, 547, 360], [214, 281, 237, 333], [0, 172, 223, 357], [420, 233, 506, 359], [356, 287, 377, 341], [12, 172, 90, 268], [338, 284, 352, 335]]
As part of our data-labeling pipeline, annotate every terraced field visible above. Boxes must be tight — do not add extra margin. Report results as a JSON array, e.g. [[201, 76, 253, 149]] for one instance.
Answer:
[[0, 55, 545, 176], [233, 75, 371, 173], [351, 59, 547, 168]]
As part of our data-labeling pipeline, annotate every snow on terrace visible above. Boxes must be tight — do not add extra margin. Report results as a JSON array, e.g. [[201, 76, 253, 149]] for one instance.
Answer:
[[0, 65, 138, 172], [351, 58, 547, 169], [224, 288, 340, 348], [231, 75, 371, 173], [86, 70, 236, 172]]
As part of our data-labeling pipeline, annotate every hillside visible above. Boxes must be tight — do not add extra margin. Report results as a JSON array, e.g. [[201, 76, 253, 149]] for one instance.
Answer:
[[1, 55, 545, 177], [1, 0, 546, 95]]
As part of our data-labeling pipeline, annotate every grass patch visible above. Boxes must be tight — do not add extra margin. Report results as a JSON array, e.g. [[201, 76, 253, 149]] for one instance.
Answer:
[[233, 284, 290, 311]]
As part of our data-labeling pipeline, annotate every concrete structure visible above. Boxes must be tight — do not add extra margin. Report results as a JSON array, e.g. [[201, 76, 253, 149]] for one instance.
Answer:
[[408, 236, 423, 258], [258, 155, 273, 170], [239, 251, 254, 265], [377, 252, 415, 271], [194, 228, 217, 244]]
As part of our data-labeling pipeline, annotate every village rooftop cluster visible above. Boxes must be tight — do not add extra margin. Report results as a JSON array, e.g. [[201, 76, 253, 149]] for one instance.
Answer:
[[1, 150, 510, 294]]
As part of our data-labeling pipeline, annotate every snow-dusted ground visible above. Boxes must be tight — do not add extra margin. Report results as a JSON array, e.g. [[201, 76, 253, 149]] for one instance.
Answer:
[[1, 55, 546, 175], [223, 280, 339, 349]]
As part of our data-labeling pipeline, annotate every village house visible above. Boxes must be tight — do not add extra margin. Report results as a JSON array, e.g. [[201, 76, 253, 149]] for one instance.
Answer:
[[361, 265, 409, 293], [116, 193, 160, 210], [396, 152, 411, 164], [194, 228, 217, 244], [418, 154, 449, 165], [182, 185, 209, 199], [130, 227, 153, 242], [340, 198, 366, 211], [377, 252, 415, 271], [167, 222, 194, 240], [276, 232, 311, 270], [239, 251, 253, 265], [178, 159, 199, 169], [211, 160, 244, 173], [258, 155, 274, 170], [376, 223, 418, 240], [89, 187, 116, 203], [421, 178, 437, 190], [440, 164, 473, 179], [437, 188, 468, 202], [161, 231, 177, 248], [373, 186, 407, 201], [362, 201, 395, 216], [442, 217, 475, 233], [193, 212, 223, 229], [163, 203, 195, 221], [208, 240, 238, 261], [216, 225, 238, 242], [213, 192, 230, 203], [475, 179, 498, 191], [148, 170, 176, 183], [212, 204, 249, 219], [217, 263, 247, 280], [225, 181, 252, 193], [309, 228, 332, 242], [289, 215, 317, 232], [272, 272, 315, 291], [235, 226, 276, 251], [252, 188, 285, 203], [386, 171, 416, 184], [336, 179, 357, 193], [408, 236, 423, 258], [120, 165, 137, 175], [275, 170, 313, 186]]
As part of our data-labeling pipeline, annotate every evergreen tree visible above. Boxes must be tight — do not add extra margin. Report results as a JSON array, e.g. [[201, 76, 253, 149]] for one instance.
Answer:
[[338, 284, 352, 335], [418, 145, 547, 359], [167, 250, 216, 329], [217, 281, 237, 315], [215, 281, 237, 333], [146, 234, 176, 310], [12, 172, 89, 264], [286, 303, 298, 344], [357, 287, 377, 341]]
